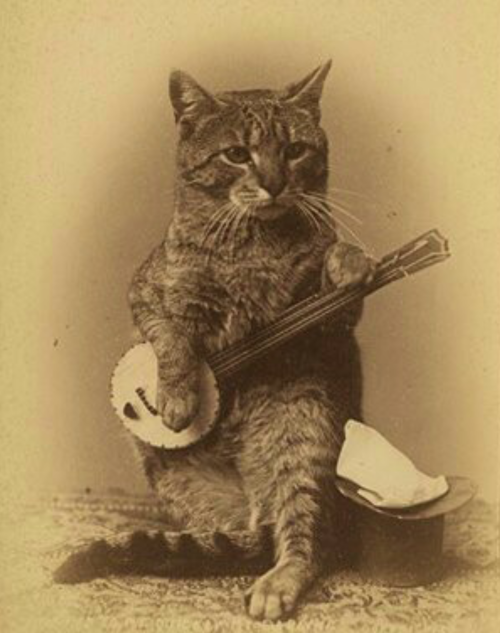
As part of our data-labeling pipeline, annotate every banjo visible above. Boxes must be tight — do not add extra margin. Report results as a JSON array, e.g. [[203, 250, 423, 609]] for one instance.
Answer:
[[111, 229, 450, 450]]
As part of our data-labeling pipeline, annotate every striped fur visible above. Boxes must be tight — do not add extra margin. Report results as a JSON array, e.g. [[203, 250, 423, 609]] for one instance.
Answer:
[[54, 62, 371, 621], [53, 528, 274, 583]]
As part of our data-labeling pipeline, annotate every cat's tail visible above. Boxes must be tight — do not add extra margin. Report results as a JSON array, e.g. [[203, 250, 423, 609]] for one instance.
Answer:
[[53, 527, 274, 584]]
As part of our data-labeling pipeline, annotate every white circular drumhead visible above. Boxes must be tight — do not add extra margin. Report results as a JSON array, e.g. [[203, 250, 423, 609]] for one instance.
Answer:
[[110, 343, 219, 450]]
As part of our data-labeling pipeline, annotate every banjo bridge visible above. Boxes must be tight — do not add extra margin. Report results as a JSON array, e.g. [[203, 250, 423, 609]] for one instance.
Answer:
[[136, 388, 159, 416]]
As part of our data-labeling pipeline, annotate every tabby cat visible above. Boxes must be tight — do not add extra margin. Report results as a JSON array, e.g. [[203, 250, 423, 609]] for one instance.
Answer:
[[54, 61, 375, 621]]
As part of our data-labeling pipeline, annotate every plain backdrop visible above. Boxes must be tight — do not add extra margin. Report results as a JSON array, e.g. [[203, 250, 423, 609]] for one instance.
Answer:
[[1, 0, 499, 501]]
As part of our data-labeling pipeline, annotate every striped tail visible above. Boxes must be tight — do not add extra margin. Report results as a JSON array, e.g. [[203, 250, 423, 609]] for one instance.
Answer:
[[53, 527, 274, 584]]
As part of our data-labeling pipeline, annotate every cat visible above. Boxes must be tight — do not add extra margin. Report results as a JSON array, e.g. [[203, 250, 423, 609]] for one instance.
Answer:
[[54, 60, 375, 621]]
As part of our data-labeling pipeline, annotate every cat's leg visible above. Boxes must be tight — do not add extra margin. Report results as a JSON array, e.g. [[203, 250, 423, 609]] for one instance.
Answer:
[[133, 439, 252, 531], [128, 246, 232, 434], [239, 381, 345, 621]]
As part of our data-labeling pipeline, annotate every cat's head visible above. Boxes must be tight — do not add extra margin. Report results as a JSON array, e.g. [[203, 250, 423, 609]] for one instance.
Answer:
[[169, 62, 331, 224]]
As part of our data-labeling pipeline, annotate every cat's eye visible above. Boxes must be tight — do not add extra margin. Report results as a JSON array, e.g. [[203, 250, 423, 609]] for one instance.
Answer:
[[285, 142, 308, 161], [223, 146, 252, 165]]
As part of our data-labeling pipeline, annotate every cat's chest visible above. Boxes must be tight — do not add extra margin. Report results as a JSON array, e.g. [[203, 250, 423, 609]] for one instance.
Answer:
[[227, 261, 289, 307], [205, 249, 323, 352]]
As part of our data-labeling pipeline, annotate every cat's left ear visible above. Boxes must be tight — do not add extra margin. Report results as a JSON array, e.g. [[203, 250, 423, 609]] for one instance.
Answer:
[[169, 70, 223, 124], [281, 60, 332, 114]]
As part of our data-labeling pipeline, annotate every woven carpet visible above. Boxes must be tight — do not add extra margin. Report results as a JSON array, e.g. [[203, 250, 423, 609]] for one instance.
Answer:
[[0, 492, 498, 633]]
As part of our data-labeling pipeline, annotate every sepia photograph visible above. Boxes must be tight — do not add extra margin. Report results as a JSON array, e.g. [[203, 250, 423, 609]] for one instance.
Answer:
[[1, 1, 499, 631]]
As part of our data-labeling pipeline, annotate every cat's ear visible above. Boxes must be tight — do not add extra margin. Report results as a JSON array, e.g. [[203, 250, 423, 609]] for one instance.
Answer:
[[281, 60, 332, 113], [169, 70, 222, 124]]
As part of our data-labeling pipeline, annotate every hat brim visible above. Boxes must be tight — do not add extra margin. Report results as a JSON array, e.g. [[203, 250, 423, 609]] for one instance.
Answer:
[[335, 475, 477, 520]]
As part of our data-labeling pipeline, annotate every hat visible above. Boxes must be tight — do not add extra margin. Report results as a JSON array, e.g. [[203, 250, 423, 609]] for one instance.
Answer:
[[335, 475, 477, 586]]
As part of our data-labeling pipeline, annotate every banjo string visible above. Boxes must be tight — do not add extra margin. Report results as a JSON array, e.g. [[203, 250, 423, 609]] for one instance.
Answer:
[[211, 268, 402, 377], [208, 258, 395, 366], [113, 267, 392, 380], [207, 231, 443, 364], [115, 267, 401, 386]]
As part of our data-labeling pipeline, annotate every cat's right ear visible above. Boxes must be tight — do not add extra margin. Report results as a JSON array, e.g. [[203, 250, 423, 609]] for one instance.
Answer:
[[169, 70, 221, 126], [281, 60, 332, 121]]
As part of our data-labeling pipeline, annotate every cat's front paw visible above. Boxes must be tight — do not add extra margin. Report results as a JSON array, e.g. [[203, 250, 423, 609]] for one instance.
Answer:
[[244, 561, 311, 621], [156, 370, 199, 433], [325, 242, 376, 290]]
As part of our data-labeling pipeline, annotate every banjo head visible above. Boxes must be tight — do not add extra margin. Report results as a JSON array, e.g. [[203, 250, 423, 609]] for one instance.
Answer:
[[110, 343, 220, 450]]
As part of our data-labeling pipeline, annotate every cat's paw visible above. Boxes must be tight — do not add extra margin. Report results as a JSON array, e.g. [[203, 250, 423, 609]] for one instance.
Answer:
[[244, 561, 310, 621], [325, 242, 376, 290], [157, 381, 199, 433]]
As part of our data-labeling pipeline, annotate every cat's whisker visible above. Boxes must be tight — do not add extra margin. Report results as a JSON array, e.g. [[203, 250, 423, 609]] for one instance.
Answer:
[[209, 210, 231, 250], [328, 185, 376, 201], [203, 204, 237, 255], [306, 201, 358, 245], [302, 200, 338, 233], [229, 206, 246, 243], [301, 200, 336, 234], [297, 202, 322, 235], [304, 191, 362, 221], [308, 189, 363, 214], [325, 196, 363, 215], [231, 205, 251, 257], [304, 199, 373, 254], [201, 203, 232, 241], [243, 204, 253, 237], [305, 207, 323, 235], [295, 201, 311, 229], [227, 207, 248, 258], [200, 202, 235, 248], [322, 176, 396, 211], [288, 188, 360, 221], [251, 208, 265, 249], [217, 205, 241, 249], [303, 193, 363, 226], [303, 194, 351, 228]]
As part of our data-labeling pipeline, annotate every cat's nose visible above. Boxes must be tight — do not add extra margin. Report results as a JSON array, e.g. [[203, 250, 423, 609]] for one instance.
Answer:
[[261, 178, 286, 199], [257, 169, 286, 199]]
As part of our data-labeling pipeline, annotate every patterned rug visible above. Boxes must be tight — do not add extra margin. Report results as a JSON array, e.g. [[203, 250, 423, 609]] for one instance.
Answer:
[[0, 492, 498, 633]]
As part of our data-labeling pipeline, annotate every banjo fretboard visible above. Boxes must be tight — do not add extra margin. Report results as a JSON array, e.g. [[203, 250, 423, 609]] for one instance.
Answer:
[[208, 230, 450, 379]]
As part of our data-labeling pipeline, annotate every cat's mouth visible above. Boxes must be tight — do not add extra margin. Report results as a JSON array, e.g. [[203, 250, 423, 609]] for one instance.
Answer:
[[252, 202, 289, 222]]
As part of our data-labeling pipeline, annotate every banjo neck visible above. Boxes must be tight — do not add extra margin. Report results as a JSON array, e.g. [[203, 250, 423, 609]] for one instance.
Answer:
[[208, 230, 450, 380]]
